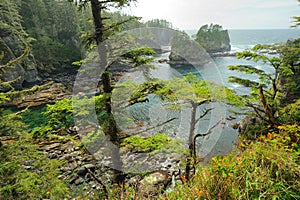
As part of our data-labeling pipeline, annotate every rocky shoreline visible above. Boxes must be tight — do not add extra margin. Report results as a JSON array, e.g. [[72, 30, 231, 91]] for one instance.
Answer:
[[31, 128, 183, 197]]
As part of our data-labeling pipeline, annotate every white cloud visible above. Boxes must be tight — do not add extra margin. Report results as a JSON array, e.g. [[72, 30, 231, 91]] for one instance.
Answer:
[[255, 0, 298, 9], [124, 0, 300, 29]]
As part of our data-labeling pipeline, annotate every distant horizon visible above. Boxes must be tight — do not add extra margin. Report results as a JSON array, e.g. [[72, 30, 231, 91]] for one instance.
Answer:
[[184, 27, 300, 31]]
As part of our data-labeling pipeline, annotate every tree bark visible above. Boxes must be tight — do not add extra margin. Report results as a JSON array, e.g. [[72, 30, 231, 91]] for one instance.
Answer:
[[185, 101, 197, 181], [90, 0, 124, 184], [259, 84, 277, 127]]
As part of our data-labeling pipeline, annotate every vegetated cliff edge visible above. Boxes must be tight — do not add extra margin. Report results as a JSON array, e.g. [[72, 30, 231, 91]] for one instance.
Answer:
[[195, 24, 231, 53], [169, 24, 231, 66]]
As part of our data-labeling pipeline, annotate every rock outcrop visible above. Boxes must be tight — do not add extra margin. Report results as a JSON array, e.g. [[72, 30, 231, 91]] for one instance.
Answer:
[[0, 17, 39, 91], [32, 128, 184, 197], [195, 24, 231, 53], [169, 31, 210, 66]]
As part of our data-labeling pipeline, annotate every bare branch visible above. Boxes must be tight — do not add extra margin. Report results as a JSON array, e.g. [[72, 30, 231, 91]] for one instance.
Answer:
[[197, 99, 209, 106], [195, 107, 214, 125], [101, 17, 110, 20], [104, 16, 141, 32], [121, 117, 177, 139], [194, 119, 222, 140], [99, 0, 115, 4], [85, 166, 108, 198]]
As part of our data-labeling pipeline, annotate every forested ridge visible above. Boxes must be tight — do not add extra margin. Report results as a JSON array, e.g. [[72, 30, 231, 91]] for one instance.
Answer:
[[0, 0, 299, 199]]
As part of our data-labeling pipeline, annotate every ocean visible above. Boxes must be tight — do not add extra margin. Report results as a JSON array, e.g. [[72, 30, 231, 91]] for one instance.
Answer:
[[199, 29, 300, 157], [119, 29, 300, 160], [185, 29, 300, 46]]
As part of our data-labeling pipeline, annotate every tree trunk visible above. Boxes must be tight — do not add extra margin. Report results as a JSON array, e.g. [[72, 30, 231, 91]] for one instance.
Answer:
[[90, 0, 125, 184], [259, 84, 277, 127], [185, 102, 197, 181]]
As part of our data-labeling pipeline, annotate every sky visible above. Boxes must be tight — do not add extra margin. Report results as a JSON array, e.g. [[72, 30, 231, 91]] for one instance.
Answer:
[[123, 0, 300, 30]]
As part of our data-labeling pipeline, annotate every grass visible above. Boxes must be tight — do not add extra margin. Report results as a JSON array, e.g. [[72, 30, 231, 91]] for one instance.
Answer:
[[163, 141, 300, 200]]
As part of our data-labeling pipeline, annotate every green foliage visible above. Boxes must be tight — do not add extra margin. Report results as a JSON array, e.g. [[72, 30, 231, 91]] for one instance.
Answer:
[[0, 137, 69, 199], [195, 23, 230, 53], [229, 39, 300, 137], [129, 73, 243, 108], [21, 106, 48, 130], [228, 43, 294, 129], [0, 0, 33, 91], [259, 125, 300, 154], [31, 125, 54, 138], [19, 0, 81, 71], [164, 142, 300, 200], [145, 19, 173, 28], [279, 39, 300, 103], [43, 98, 73, 129], [291, 0, 300, 27], [0, 112, 69, 199], [122, 133, 183, 154], [0, 93, 9, 104], [122, 46, 156, 67], [279, 99, 300, 124], [81, 129, 106, 151], [31, 94, 106, 137]]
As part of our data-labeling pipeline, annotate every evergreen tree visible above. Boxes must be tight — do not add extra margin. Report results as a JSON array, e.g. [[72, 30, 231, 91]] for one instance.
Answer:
[[127, 74, 242, 181], [19, 0, 81, 72], [0, 0, 32, 90], [228, 42, 300, 132], [69, 0, 155, 184]]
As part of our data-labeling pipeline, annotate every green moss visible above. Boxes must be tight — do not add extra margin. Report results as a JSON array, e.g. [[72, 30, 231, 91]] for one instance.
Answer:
[[21, 106, 48, 130], [0, 112, 69, 199], [122, 133, 183, 154]]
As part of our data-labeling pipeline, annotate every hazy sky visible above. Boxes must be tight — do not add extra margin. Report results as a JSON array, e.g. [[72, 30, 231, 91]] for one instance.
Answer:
[[123, 0, 300, 30]]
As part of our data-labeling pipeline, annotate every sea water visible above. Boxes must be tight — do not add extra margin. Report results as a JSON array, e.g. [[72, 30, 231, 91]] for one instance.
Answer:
[[117, 29, 300, 160]]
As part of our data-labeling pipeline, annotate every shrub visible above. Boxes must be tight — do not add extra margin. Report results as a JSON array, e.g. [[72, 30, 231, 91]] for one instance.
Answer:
[[0, 113, 69, 199], [164, 142, 300, 200]]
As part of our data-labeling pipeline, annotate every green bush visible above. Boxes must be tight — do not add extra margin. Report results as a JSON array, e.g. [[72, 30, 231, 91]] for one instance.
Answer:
[[21, 106, 48, 130], [0, 113, 69, 199], [31, 95, 105, 137]]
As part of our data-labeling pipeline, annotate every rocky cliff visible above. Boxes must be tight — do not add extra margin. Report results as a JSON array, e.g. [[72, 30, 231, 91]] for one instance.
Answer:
[[0, 1, 38, 91], [169, 31, 210, 66], [195, 24, 231, 53]]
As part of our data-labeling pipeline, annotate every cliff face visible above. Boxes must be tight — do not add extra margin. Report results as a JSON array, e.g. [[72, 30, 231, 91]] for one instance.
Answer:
[[0, 36, 38, 89], [195, 24, 231, 53], [168, 31, 210, 66], [0, 32, 38, 91], [0, 1, 38, 91], [168, 25, 231, 66]]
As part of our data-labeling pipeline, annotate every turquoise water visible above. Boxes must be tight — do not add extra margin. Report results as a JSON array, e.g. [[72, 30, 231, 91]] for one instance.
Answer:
[[19, 29, 299, 160], [134, 29, 300, 159]]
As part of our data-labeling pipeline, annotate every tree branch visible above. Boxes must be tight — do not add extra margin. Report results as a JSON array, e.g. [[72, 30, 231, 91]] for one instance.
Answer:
[[85, 166, 108, 198], [258, 84, 277, 126], [195, 107, 214, 125], [121, 117, 177, 139], [104, 16, 141, 32], [192, 119, 222, 160], [194, 119, 222, 140]]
